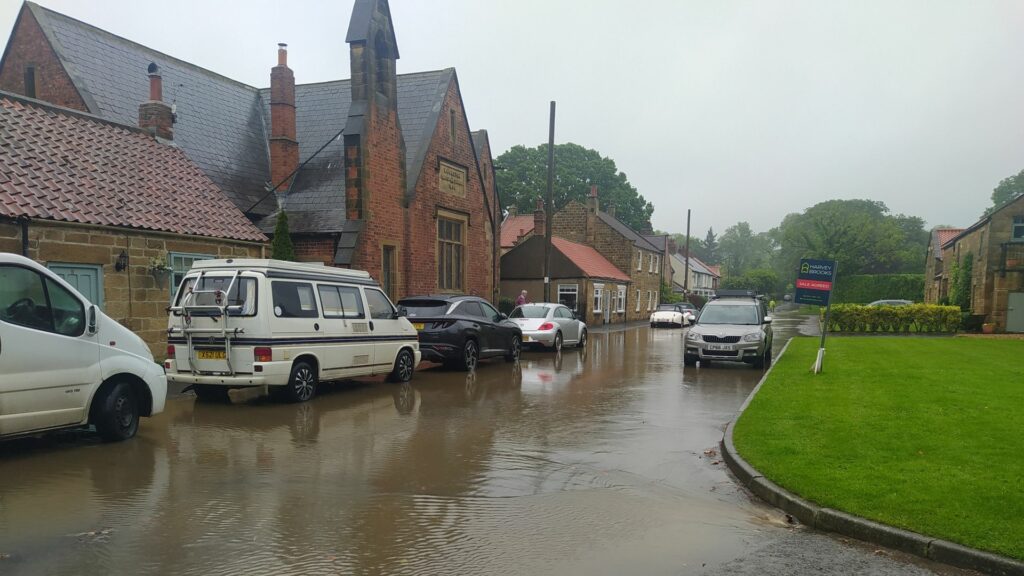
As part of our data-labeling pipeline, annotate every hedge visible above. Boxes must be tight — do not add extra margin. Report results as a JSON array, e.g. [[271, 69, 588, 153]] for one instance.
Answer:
[[831, 274, 924, 304], [820, 304, 961, 333]]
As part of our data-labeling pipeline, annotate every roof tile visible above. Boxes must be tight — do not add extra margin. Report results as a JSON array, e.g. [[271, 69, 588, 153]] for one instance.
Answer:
[[552, 237, 630, 282]]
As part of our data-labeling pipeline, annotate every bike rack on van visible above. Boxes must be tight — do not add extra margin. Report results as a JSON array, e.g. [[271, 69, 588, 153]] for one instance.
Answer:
[[168, 270, 245, 376]]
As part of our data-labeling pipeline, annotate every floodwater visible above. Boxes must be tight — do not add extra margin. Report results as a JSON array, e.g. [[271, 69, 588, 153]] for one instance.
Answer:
[[0, 311, 968, 575]]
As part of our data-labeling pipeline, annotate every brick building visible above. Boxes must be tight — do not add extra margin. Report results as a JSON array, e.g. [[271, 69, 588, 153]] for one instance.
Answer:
[[0, 0, 500, 303], [925, 195, 1024, 332], [0, 90, 266, 356]]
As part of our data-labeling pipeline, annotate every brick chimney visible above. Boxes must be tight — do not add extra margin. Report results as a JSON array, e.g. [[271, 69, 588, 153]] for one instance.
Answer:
[[606, 204, 616, 218], [138, 63, 173, 140], [586, 185, 599, 214], [533, 197, 546, 238], [270, 43, 299, 190], [586, 185, 598, 245]]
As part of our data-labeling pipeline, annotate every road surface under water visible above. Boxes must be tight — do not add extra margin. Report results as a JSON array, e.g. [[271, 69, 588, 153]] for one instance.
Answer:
[[0, 312, 974, 575]]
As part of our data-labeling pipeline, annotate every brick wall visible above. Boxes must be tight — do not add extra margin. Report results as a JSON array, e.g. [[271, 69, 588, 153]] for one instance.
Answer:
[[292, 234, 337, 265], [0, 6, 88, 111], [0, 220, 264, 357]]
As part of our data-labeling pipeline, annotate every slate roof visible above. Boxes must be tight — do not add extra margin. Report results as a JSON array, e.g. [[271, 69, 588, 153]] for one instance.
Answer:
[[0, 93, 266, 242], [671, 252, 719, 277], [25, 2, 274, 216], [500, 215, 535, 248], [597, 211, 661, 251], [933, 228, 965, 257], [256, 70, 454, 233], [552, 237, 630, 282]]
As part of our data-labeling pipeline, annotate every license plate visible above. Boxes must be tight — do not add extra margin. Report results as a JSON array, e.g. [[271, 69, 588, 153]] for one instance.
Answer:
[[196, 349, 225, 360], [706, 344, 733, 351], [522, 335, 531, 342], [413, 322, 425, 330]]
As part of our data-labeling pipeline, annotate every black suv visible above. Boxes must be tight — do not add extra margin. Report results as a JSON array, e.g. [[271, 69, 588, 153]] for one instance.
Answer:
[[397, 295, 522, 371]]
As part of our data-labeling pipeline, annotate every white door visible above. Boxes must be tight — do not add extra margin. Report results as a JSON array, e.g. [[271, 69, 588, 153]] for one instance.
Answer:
[[317, 284, 374, 379], [362, 287, 406, 374], [0, 264, 99, 435], [1008, 292, 1024, 333]]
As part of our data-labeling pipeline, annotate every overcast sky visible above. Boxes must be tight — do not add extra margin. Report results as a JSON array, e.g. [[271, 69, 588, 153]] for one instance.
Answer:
[[3, 0, 1023, 237]]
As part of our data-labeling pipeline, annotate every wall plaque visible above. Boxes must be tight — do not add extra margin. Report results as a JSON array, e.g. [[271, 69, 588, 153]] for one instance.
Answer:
[[439, 160, 467, 197]]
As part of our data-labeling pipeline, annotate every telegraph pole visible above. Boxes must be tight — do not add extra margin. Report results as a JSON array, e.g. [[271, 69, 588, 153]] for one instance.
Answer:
[[543, 101, 556, 302], [683, 209, 691, 294]]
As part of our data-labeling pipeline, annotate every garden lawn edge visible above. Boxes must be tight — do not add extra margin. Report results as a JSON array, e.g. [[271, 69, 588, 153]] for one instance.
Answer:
[[721, 339, 1024, 576]]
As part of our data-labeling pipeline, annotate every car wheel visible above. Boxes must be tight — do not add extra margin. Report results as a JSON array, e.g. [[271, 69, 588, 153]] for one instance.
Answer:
[[93, 381, 139, 442], [193, 384, 230, 403], [577, 329, 587, 349], [281, 361, 318, 403], [460, 339, 479, 371], [552, 331, 563, 352], [683, 354, 698, 367], [753, 350, 766, 369], [505, 335, 521, 362], [388, 348, 415, 383]]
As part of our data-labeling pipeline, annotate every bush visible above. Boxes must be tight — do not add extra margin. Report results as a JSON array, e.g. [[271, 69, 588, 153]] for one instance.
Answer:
[[687, 294, 707, 310], [831, 274, 924, 304], [821, 304, 961, 333]]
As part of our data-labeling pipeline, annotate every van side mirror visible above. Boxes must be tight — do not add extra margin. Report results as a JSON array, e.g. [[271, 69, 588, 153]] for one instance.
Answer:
[[88, 305, 98, 334]]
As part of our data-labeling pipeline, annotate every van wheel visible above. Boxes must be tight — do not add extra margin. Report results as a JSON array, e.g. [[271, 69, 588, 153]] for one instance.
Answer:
[[388, 349, 415, 383], [460, 339, 479, 371], [282, 361, 318, 403], [193, 384, 230, 403], [93, 381, 139, 442]]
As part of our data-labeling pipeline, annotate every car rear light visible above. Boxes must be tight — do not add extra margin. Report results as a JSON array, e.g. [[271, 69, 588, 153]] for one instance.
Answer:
[[254, 347, 273, 362], [538, 322, 555, 331], [166, 344, 175, 358]]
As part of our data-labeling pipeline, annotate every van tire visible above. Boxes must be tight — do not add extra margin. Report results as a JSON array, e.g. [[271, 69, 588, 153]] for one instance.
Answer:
[[282, 361, 318, 403], [93, 381, 139, 442], [193, 384, 230, 403], [388, 349, 416, 383]]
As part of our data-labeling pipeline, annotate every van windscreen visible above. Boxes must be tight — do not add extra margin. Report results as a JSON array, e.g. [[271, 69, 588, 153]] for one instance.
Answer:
[[174, 276, 256, 316], [398, 300, 449, 318]]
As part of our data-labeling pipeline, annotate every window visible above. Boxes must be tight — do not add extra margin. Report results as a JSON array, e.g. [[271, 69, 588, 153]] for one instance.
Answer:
[[1014, 216, 1024, 242], [0, 266, 83, 336], [556, 307, 574, 319], [636, 251, 642, 271], [318, 285, 365, 319], [479, 301, 502, 322], [557, 284, 579, 312], [449, 109, 457, 144], [647, 290, 653, 311], [456, 300, 484, 318], [382, 245, 397, 299], [170, 252, 213, 296], [635, 290, 641, 312], [24, 65, 35, 99], [173, 275, 257, 316], [364, 288, 396, 320], [272, 282, 319, 318], [437, 215, 465, 291], [654, 255, 659, 273], [46, 278, 85, 336], [593, 284, 604, 314], [616, 286, 626, 313]]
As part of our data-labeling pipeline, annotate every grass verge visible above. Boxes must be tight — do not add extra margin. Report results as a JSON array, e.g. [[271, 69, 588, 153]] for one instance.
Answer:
[[733, 337, 1024, 560]]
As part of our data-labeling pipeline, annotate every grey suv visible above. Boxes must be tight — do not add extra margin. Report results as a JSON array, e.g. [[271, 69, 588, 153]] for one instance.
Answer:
[[684, 296, 772, 368]]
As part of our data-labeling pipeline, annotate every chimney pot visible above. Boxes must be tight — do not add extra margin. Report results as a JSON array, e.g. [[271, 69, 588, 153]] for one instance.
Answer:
[[534, 199, 546, 238], [270, 44, 298, 189], [146, 62, 162, 102], [277, 43, 288, 66], [139, 63, 172, 140]]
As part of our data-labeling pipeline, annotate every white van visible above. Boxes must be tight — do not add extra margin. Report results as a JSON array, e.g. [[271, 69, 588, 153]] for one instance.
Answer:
[[0, 253, 167, 441], [165, 259, 421, 403]]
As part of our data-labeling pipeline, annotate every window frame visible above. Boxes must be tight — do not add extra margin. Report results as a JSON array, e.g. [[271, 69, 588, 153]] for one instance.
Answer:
[[271, 281, 320, 318], [593, 283, 604, 315], [616, 285, 626, 313], [647, 290, 654, 311], [436, 212, 467, 292], [557, 284, 579, 312], [24, 65, 36, 99], [0, 264, 86, 337], [1013, 216, 1024, 242], [317, 284, 366, 319], [363, 287, 397, 320], [169, 252, 214, 298], [635, 289, 641, 312], [636, 250, 642, 271], [381, 244, 398, 299]]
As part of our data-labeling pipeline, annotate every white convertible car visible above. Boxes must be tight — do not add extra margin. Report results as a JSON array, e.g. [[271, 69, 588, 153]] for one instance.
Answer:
[[649, 303, 691, 328]]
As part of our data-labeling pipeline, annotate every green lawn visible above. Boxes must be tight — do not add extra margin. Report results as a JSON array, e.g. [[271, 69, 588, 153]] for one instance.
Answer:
[[734, 337, 1024, 560]]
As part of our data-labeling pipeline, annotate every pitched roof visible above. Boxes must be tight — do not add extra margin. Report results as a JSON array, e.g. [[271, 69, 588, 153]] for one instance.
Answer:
[[500, 215, 535, 248], [671, 252, 717, 276], [552, 237, 630, 282], [597, 211, 660, 251], [932, 228, 964, 257], [26, 2, 274, 216], [0, 93, 266, 242], [942, 193, 1024, 248]]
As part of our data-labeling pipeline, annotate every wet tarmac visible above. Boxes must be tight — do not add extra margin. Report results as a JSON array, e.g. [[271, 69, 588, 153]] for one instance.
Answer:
[[0, 311, 975, 575]]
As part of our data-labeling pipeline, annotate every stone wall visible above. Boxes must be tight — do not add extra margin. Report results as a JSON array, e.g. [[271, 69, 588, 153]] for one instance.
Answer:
[[0, 220, 264, 357]]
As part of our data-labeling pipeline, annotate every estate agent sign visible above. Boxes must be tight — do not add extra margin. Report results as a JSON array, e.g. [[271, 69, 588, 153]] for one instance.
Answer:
[[795, 258, 837, 306]]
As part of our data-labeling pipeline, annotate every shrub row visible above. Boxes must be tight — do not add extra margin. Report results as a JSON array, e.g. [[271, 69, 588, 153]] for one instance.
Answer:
[[820, 304, 961, 333], [831, 274, 924, 304]]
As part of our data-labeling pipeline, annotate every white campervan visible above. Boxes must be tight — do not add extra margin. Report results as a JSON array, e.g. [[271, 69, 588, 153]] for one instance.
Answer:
[[165, 259, 421, 403], [0, 253, 167, 442]]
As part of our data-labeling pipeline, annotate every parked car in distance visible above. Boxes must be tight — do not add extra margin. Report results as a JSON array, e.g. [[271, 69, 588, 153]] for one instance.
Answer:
[[868, 299, 913, 306], [509, 303, 587, 351], [678, 302, 698, 324], [649, 303, 690, 328], [685, 294, 773, 369], [166, 259, 420, 404], [1, 252, 167, 441], [398, 295, 521, 370]]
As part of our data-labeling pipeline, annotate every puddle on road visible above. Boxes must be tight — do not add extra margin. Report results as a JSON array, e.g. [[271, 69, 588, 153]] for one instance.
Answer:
[[0, 316, 829, 575]]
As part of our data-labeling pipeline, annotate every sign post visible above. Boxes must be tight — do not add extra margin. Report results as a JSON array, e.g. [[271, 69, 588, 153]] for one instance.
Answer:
[[794, 258, 838, 373]]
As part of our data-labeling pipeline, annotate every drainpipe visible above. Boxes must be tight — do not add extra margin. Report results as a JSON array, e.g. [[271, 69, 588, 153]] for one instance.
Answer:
[[18, 216, 29, 257]]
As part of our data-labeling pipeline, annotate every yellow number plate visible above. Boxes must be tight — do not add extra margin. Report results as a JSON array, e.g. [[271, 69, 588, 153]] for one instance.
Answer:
[[197, 350, 225, 360], [522, 335, 531, 342], [413, 323, 425, 330]]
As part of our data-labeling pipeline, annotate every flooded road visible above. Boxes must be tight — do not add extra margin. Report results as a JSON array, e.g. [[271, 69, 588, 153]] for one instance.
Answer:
[[0, 312, 969, 575]]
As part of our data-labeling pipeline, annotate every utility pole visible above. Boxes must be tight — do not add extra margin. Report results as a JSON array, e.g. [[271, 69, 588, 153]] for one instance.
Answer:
[[543, 101, 556, 303], [683, 209, 691, 294]]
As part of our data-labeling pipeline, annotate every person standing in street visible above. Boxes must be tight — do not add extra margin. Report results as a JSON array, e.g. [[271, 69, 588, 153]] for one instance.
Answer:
[[516, 290, 528, 306]]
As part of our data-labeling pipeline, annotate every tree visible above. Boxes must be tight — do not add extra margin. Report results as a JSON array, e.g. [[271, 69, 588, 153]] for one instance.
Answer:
[[949, 253, 973, 311], [718, 222, 773, 276], [988, 169, 1024, 214], [720, 268, 778, 296], [495, 143, 654, 230], [702, 227, 718, 263], [270, 211, 296, 261]]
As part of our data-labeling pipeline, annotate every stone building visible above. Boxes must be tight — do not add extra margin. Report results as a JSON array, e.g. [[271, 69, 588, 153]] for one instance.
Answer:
[[925, 194, 1024, 332], [0, 90, 266, 355], [0, 0, 500, 303], [923, 227, 964, 304]]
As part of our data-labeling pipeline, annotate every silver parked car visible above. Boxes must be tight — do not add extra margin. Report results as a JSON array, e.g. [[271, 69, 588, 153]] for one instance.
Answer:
[[509, 303, 587, 352], [684, 295, 773, 369]]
